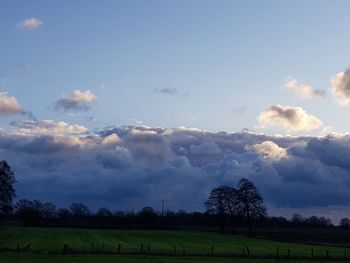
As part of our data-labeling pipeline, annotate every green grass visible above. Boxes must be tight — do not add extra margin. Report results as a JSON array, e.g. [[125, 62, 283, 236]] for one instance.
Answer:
[[0, 254, 350, 263], [0, 227, 349, 259]]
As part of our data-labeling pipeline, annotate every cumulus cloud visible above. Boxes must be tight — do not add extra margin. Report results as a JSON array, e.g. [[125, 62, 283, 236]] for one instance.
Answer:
[[2, 124, 350, 222], [251, 141, 287, 161], [331, 69, 350, 106], [11, 120, 88, 135], [0, 92, 22, 116], [153, 88, 189, 97], [55, 90, 96, 111], [284, 78, 326, 99], [258, 105, 323, 133], [17, 18, 43, 30]]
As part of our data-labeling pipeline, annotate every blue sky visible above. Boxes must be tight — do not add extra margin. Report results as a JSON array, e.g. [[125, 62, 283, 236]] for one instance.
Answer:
[[3, 1, 350, 220], [2, 0, 350, 133]]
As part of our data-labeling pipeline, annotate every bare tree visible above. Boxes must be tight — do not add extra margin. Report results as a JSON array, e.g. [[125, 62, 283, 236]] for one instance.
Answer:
[[205, 186, 230, 234], [237, 178, 267, 236], [340, 218, 350, 229], [224, 187, 240, 234]]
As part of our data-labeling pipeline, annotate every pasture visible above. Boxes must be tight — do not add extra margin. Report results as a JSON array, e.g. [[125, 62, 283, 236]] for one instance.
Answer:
[[0, 227, 349, 262]]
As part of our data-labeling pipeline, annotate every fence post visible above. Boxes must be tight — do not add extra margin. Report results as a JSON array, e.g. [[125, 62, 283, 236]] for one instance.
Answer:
[[117, 244, 121, 254], [140, 244, 144, 254], [91, 242, 95, 253], [246, 246, 250, 256], [276, 246, 279, 257], [16, 243, 20, 252], [211, 245, 214, 256], [182, 245, 185, 256], [345, 249, 347, 258], [311, 248, 314, 258], [287, 249, 290, 258], [173, 244, 176, 255], [102, 243, 105, 252], [326, 250, 329, 259], [148, 245, 151, 254]]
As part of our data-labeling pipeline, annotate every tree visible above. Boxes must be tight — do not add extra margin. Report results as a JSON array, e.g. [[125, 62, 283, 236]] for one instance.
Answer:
[[205, 186, 230, 234], [224, 187, 240, 234], [97, 207, 113, 218], [237, 178, 267, 236], [41, 202, 57, 222], [14, 199, 43, 225], [57, 208, 72, 224], [69, 203, 90, 220], [0, 161, 16, 215], [340, 218, 350, 229]]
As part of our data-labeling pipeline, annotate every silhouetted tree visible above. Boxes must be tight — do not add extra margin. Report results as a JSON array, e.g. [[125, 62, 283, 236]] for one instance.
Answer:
[[205, 186, 230, 234], [237, 178, 267, 236], [97, 207, 113, 217], [138, 206, 157, 225], [14, 199, 43, 225], [225, 187, 240, 234], [69, 203, 90, 220], [57, 208, 72, 224], [0, 161, 16, 215], [291, 213, 304, 227], [340, 218, 350, 229], [41, 202, 57, 222]]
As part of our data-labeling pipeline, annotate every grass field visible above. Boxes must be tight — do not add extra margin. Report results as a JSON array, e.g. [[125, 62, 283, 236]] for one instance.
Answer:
[[0, 227, 349, 262], [2, 253, 350, 263]]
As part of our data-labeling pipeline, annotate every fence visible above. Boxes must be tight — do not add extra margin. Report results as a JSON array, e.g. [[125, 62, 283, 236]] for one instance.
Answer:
[[1, 243, 350, 260]]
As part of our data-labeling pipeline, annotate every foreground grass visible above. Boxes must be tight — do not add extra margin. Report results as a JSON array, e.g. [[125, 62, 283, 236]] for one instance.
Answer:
[[0, 254, 349, 263], [0, 227, 349, 258]]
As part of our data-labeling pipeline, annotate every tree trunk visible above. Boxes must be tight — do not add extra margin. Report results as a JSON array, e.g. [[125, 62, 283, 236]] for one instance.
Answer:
[[219, 213, 225, 234], [230, 214, 236, 235], [246, 209, 252, 237]]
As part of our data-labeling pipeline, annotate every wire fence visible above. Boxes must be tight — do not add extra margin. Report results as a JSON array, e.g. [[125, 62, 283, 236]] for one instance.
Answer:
[[1, 243, 350, 260]]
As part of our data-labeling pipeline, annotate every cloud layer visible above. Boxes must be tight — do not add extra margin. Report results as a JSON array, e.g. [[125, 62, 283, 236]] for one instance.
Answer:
[[259, 105, 322, 133], [2, 124, 350, 221], [55, 90, 96, 111]]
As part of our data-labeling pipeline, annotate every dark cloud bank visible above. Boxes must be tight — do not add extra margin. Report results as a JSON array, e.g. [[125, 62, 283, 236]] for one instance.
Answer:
[[2, 126, 350, 219]]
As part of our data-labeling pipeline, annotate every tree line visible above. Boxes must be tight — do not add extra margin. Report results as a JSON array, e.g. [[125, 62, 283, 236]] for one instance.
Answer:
[[0, 160, 348, 233]]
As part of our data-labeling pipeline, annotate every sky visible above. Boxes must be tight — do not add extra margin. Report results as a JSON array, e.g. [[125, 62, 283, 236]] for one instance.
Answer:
[[2, 0, 350, 222]]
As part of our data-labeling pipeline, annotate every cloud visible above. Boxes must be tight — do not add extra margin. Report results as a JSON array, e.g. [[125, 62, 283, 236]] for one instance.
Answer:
[[258, 105, 323, 133], [17, 18, 43, 30], [0, 92, 22, 116], [153, 88, 189, 97], [284, 78, 326, 99], [10, 120, 88, 135], [55, 90, 96, 111], [251, 141, 287, 161], [230, 106, 247, 114], [2, 124, 350, 221], [331, 69, 350, 106]]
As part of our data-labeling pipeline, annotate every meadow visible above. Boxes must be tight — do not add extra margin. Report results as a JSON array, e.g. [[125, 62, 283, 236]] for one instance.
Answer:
[[0, 227, 349, 262]]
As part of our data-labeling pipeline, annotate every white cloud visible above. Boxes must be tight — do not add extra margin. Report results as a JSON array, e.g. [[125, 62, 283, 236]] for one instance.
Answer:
[[0, 92, 22, 116], [284, 78, 325, 99], [101, 133, 121, 146], [251, 141, 287, 161], [55, 90, 96, 111], [17, 18, 43, 30], [258, 105, 323, 133], [331, 70, 350, 106], [11, 120, 88, 135]]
